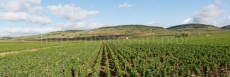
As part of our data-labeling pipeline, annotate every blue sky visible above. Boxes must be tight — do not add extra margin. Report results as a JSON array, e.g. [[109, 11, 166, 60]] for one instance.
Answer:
[[0, 0, 230, 37]]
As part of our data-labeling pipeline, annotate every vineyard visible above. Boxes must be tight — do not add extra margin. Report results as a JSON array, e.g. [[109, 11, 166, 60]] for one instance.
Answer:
[[0, 34, 230, 77], [1, 0, 230, 76], [0, 41, 101, 77], [106, 43, 230, 77], [0, 41, 63, 53]]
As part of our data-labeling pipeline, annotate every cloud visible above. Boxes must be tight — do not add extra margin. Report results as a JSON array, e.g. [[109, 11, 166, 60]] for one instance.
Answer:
[[28, 6, 43, 13], [228, 16, 230, 21], [0, 0, 51, 25], [182, 0, 226, 25], [118, 3, 133, 9], [181, 18, 193, 24], [0, 12, 51, 25], [216, 15, 230, 26], [226, 16, 230, 25], [0, 0, 42, 13], [0, 28, 61, 37], [146, 22, 165, 27], [55, 21, 107, 30], [47, 4, 100, 21], [0, 21, 108, 37], [193, 4, 225, 23]]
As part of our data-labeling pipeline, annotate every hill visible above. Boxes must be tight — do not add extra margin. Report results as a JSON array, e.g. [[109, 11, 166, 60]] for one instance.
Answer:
[[98, 25, 163, 29], [55, 30, 84, 32], [0, 37, 12, 40], [221, 25, 230, 29], [14, 25, 174, 40], [167, 24, 221, 31], [13, 24, 229, 41]]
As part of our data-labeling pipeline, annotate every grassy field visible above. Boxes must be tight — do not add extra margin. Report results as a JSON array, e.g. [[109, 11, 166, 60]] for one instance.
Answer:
[[0, 31, 229, 77], [0, 41, 63, 53]]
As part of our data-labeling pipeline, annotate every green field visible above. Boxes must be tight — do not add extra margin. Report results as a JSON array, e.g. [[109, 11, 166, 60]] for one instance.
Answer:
[[0, 41, 64, 53], [0, 31, 229, 77], [1, 0, 230, 76]]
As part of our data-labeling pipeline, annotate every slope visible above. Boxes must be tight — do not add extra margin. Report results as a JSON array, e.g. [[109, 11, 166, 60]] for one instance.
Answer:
[[167, 24, 222, 31], [221, 25, 230, 29], [14, 25, 174, 40]]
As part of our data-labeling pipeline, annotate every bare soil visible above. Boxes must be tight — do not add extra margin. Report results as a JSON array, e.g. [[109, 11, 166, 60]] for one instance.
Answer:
[[87, 46, 102, 77], [107, 47, 117, 77], [99, 47, 106, 77]]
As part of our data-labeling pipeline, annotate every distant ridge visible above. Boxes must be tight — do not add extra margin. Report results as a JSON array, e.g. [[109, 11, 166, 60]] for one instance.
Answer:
[[55, 30, 84, 32], [13, 25, 171, 40], [12, 24, 228, 40], [0, 37, 12, 40], [221, 25, 230, 29], [167, 24, 218, 29], [97, 25, 163, 29]]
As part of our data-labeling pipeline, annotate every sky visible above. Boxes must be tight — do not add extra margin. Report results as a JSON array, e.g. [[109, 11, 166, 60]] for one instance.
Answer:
[[0, 0, 230, 37]]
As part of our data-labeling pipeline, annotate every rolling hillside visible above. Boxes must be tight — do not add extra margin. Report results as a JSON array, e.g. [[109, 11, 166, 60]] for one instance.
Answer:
[[221, 25, 230, 29], [14, 25, 175, 40], [167, 24, 221, 31], [13, 24, 228, 41], [0, 37, 12, 40]]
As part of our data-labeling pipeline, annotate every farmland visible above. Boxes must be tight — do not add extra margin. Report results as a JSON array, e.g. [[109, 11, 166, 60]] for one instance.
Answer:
[[1, 0, 230, 76], [0, 41, 102, 76], [0, 32, 229, 77], [0, 41, 63, 53]]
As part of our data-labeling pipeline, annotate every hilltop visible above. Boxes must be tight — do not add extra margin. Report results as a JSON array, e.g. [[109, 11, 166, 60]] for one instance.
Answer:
[[98, 25, 163, 29], [0, 37, 12, 40], [14, 25, 174, 40], [13, 24, 228, 40], [221, 25, 230, 29], [167, 24, 221, 31]]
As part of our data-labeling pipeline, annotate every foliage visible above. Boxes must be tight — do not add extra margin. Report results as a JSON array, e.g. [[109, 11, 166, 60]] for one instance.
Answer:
[[0, 41, 101, 77], [221, 25, 230, 29], [106, 34, 230, 76], [168, 24, 218, 29], [175, 33, 189, 37]]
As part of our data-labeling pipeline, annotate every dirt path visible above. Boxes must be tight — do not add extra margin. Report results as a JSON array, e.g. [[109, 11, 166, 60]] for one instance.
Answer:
[[107, 47, 117, 77], [0, 45, 62, 56], [87, 46, 102, 77], [99, 47, 106, 77]]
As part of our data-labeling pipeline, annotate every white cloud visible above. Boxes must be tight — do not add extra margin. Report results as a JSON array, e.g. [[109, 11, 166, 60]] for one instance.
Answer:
[[0, 0, 42, 13], [216, 15, 230, 26], [0, 0, 51, 25], [146, 22, 165, 27], [181, 18, 193, 24], [28, 6, 42, 13], [0, 21, 107, 37], [193, 4, 225, 23], [0, 12, 51, 25], [118, 3, 133, 9], [55, 21, 106, 30], [47, 4, 99, 21], [181, 0, 226, 25], [228, 16, 230, 20], [226, 16, 230, 25], [0, 28, 61, 37]]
